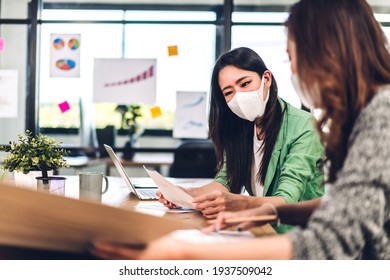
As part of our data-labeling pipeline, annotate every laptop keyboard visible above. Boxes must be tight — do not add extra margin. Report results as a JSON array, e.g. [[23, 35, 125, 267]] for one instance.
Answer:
[[137, 189, 158, 200]]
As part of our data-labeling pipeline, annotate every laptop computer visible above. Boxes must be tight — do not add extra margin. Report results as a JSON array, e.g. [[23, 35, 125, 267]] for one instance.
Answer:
[[104, 144, 159, 200]]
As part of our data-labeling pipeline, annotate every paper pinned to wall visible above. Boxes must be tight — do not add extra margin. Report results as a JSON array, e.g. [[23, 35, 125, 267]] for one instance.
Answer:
[[173, 91, 209, 139], [93, 58, 157, 104], [49, 34, 81, 78], [0, 70, 18, 118]]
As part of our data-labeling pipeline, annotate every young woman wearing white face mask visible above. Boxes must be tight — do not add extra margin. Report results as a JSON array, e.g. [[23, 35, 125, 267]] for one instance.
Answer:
[[158, 47, 324, 233]]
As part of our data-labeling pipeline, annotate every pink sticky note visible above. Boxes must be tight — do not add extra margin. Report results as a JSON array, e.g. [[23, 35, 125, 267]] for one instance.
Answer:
[[58, 101, 71, 113], [0, 38, 4, 52]]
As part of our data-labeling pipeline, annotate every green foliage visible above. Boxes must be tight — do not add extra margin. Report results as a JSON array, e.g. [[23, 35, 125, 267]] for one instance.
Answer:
[[116, 104, 143, 136], [0, 165, 8, 181], [40, 102, 174, 131], [0, 130, 69, 174], [39, 102, 80, 128]]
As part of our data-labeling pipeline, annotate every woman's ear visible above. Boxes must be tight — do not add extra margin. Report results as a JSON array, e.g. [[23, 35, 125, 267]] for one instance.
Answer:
[[261, 70, 272, 101], [263, 70, 272, 87]]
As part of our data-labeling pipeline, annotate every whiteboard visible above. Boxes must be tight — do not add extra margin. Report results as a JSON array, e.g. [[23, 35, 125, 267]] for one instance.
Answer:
[[173, 91, 209, 139], [93, 58, 157, 104]]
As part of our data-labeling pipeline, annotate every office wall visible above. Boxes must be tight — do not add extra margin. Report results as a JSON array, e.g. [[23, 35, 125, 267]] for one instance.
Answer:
[[0, 1, 30, 144]]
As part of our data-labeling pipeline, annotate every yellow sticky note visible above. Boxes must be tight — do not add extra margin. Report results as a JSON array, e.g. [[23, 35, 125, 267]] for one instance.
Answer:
[[168, 45, 178, 56], [150, 106, 162, 118]]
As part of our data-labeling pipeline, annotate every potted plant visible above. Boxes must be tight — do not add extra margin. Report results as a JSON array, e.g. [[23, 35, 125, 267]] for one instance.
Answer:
[[0, 165, 8, 181], [0, 130, 69, 188], [115, 104, 143, 160]]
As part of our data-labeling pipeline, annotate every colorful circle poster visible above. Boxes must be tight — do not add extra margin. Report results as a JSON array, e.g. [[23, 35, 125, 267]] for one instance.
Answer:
[[50, 33, 81, 78]]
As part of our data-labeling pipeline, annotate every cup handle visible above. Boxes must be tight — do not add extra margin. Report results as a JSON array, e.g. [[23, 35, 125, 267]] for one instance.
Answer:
[[102, 175, 109, 194]]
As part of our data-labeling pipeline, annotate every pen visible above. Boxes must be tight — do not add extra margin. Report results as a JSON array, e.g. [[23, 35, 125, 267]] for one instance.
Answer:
[[207, 214, 277, 225]]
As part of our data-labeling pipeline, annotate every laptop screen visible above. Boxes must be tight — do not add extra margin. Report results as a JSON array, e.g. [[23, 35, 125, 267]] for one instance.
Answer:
[[104, 144, 138, 195]]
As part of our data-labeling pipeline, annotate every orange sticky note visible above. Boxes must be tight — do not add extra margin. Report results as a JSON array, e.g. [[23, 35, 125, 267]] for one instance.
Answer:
[[168, 45, 178, 56], [150, 106, 162, 118]]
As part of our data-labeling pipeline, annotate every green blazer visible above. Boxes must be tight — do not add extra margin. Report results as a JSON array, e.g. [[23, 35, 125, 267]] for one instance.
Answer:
[[214, 99, 325, 233]]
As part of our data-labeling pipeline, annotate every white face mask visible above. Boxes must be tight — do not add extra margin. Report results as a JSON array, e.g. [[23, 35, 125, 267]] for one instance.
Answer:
[[291, 73, 318, 110], [227, 76, 270, 121]]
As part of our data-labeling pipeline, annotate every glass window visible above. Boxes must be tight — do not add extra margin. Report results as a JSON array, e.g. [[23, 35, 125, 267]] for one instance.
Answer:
[[382, 26, 390, 40], [0, 0, 30, 19], [232, 10, 390, 111], [43, 0, 223, 4], [39, 22, 123, 133], [35, 1, 390, 148], [124, 22, 216, 112], [232, 22, 301, 109], [39, 9, 216, 136], [375, 13, 390, 22], [41, 9, 124, 21], [125, 10, 216, 21], [232, 12, 288, 23], [0, 25, 28, 144]]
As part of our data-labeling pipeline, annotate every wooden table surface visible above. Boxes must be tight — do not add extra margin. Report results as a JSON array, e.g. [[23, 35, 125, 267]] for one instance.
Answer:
[[0, 176, 276, 259]]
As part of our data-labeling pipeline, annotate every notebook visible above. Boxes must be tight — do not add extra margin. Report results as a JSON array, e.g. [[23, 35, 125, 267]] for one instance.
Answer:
[[104, 144, 158, 200]]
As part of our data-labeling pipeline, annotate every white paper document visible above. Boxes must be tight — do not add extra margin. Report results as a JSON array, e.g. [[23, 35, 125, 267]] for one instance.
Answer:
[[144, 167, 195, 209], [136, 202, 195, 213], [173, 91, 209, 139], [171, 229, 255, 243], [93, 58, 156, 104], [0, 70, 18, 118]]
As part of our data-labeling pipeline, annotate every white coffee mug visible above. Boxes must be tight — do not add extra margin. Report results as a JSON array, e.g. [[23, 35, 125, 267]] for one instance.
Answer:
[[79, 172, 109, 201]]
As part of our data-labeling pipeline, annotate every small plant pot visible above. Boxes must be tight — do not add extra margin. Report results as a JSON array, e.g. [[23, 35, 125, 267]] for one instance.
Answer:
[[36, 176, 67, 196], [13, 170, 53, 189]]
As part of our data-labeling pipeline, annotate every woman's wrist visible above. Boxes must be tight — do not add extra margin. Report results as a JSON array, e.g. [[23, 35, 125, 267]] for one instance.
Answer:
[[262, 203, 281, 227], [245, 195, 265, 209]]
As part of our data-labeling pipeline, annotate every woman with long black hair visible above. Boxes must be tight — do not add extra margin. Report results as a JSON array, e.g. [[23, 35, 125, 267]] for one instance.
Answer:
[[159, 47, 324, 233]]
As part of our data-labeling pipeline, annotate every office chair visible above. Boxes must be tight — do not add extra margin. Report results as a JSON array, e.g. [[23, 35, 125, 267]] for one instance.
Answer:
[[169, 139, 217, 178], [96, 125, 116, 158]]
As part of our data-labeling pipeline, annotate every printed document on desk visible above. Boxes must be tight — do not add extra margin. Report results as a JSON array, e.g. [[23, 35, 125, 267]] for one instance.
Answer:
[[171, 230, 255, 243], [136, 202, 195, 213], [144, 166, 195, 209]]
